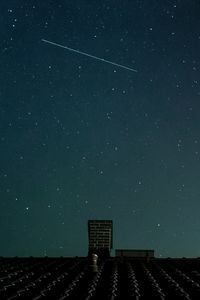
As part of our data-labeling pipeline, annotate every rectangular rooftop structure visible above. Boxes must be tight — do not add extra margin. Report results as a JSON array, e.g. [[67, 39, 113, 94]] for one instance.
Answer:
[[115, 249, 155, 259], [88, 220, 113, 258]]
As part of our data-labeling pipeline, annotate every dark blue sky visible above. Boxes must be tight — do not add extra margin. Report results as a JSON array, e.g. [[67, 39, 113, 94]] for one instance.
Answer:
[[1, 0, 200, 257]]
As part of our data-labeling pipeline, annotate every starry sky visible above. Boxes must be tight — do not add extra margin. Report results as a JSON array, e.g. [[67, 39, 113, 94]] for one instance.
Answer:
[[1, 0, 200, 258]]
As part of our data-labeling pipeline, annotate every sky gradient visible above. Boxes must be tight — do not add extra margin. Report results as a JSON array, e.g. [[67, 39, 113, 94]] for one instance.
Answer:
[[1, 1, 200, 257]]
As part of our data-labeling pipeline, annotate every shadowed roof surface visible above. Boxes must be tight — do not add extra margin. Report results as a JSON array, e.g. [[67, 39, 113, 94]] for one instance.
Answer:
[[1, 257, 200, 299]]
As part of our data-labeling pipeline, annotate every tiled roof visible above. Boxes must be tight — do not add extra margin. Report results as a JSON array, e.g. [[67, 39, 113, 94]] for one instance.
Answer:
[[1, 257, 200, 299]]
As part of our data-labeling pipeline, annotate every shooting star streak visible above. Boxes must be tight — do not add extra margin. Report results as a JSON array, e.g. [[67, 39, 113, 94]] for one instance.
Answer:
[[41, 39, 138, 73]]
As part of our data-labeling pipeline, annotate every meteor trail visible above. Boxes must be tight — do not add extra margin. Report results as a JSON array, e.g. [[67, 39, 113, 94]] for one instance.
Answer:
[[41, 39, 138, 73]]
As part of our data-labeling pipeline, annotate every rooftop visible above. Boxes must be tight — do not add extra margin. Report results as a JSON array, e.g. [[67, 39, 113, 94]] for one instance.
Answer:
[[1, 256, 200, 299]]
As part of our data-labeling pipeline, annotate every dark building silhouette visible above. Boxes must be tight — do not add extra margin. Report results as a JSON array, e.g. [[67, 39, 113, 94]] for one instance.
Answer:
[[115, 249, 155, 259], [1, 220, 200, 298], [1, 257, 200, 299], [88, 220, 113, 258]]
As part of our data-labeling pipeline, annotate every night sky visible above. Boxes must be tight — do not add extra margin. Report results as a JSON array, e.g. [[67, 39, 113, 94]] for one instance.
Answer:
[[1, 1, 200, 258]]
